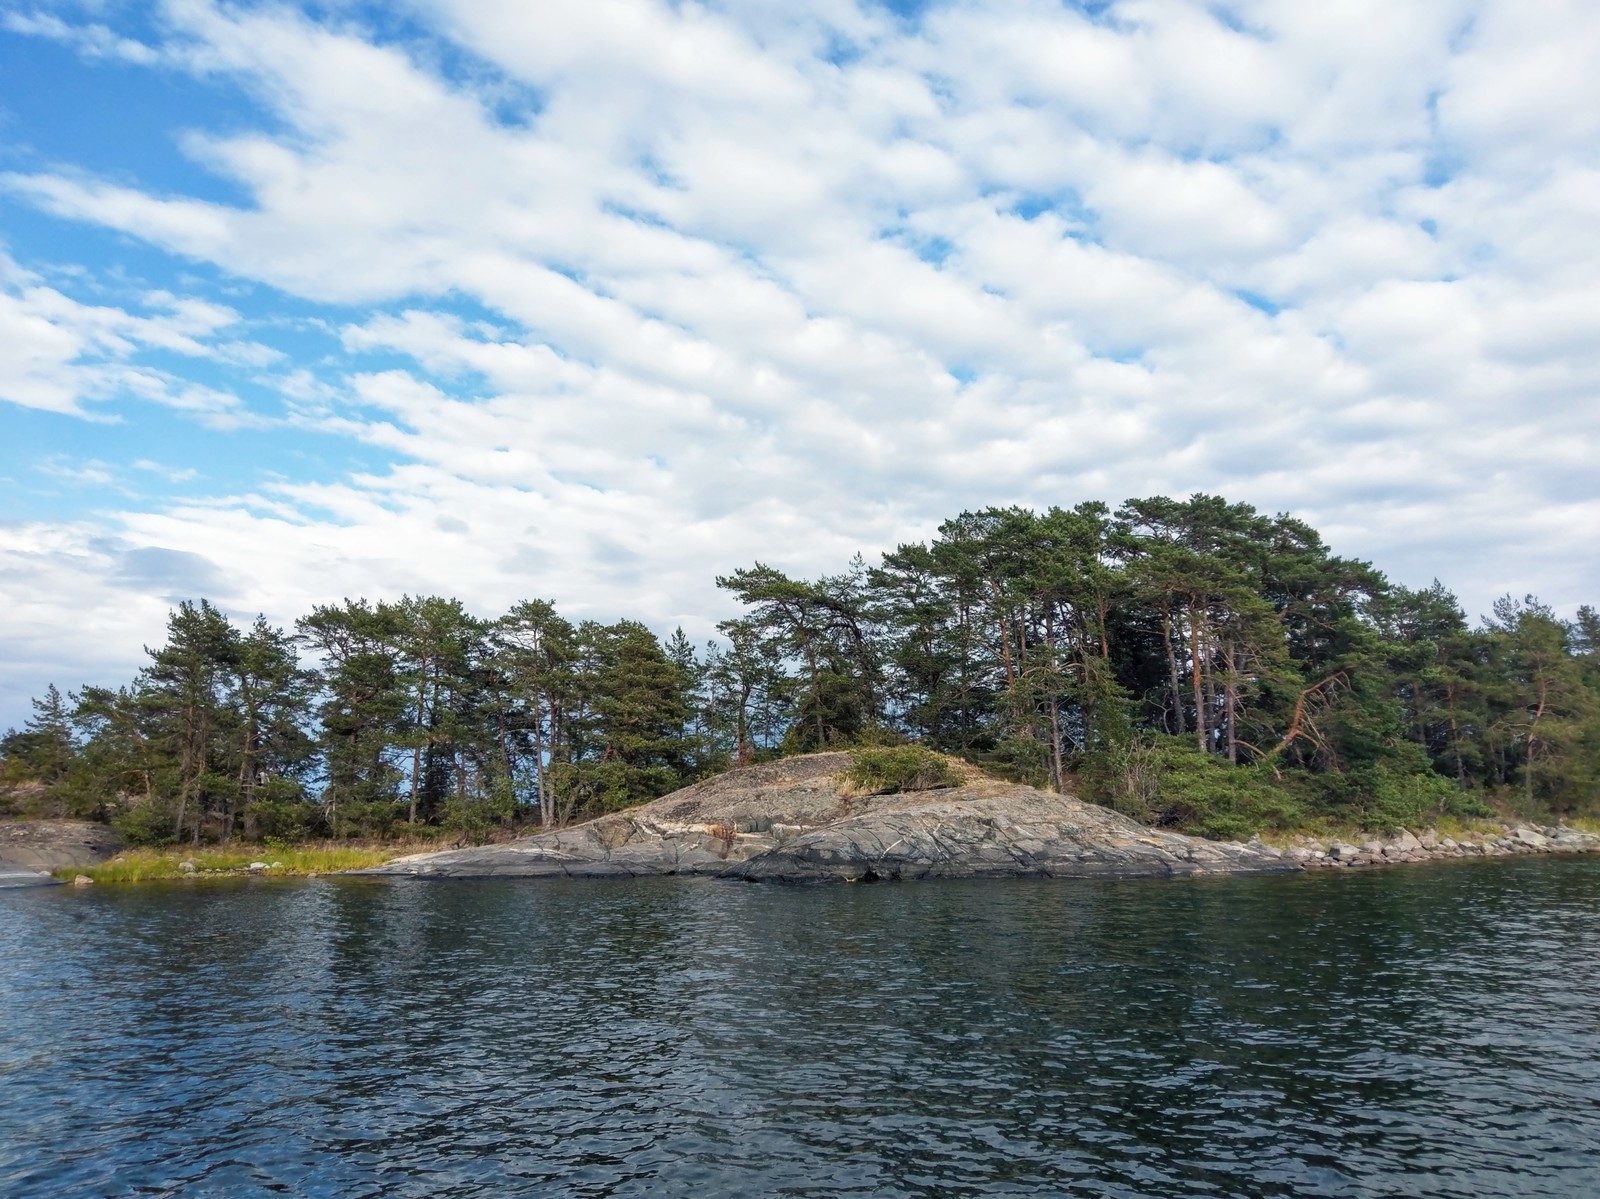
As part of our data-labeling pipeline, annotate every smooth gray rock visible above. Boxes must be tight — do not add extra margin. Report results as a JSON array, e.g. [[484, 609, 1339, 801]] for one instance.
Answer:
[[0, 820, 122, 873], [0, 867, 59, 889], [0, 819, 123, 888], [723, 788, 1292, 883], [367, 753, 1298, 885]]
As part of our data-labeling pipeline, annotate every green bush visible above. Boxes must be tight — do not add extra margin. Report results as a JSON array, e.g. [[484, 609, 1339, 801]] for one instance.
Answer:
[[442, 797, 495, 846], [844, 745, 961, 795], [111, 800, 176, 847], [242, 794, 322, 842], [1087, 736, 1301, 840], [328, 798, 406, 839], [1304, 765, 1488, 833], [1088, 734, 1499, 838]]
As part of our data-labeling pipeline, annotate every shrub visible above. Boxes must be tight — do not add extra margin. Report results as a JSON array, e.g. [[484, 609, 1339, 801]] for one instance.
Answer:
[[1088, 734, 1498, 838], [111, 800, 177, 847], [1087, 736, 1302, 840], [441, 797, 496, 846], [242, 794, 322, 842], [844, 745, 961, 795], [1304, 765, 1488, 833]]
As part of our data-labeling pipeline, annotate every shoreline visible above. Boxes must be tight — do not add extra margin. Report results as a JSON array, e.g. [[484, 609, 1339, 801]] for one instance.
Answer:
[[1256, 821, 1600, 870], [6, 815, 1599, 889]]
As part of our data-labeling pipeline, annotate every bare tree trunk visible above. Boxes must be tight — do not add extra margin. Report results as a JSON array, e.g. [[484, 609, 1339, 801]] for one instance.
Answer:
[[1187, 602, 1207, 754], [1048, 694, 1065, 792], [173, 703, 194, 841], [229, 723, 256, 845], [409, 659, 428, 824], [1525, 671, 1549, 806], [1200, 613, 1219, 759], [1445, 683, 1466, 783], [1224, 642, 1238, 765], [192, 716, 207, 846], [1162, 610, 1185, 735]]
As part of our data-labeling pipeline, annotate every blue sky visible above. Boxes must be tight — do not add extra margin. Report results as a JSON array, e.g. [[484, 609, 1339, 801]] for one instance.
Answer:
[[3, 0, 1599, 728]]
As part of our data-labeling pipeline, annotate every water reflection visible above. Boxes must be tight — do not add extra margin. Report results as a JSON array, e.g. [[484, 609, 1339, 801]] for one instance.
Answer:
[[2, 860, 1598, 1197]]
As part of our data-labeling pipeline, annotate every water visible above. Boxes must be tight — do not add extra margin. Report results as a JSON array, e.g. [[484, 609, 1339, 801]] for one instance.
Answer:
[[3, 861, 1599, 1198]]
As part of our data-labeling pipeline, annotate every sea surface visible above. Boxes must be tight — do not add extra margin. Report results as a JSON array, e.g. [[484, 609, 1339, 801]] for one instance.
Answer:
[[3, 859, 1599, 1197]]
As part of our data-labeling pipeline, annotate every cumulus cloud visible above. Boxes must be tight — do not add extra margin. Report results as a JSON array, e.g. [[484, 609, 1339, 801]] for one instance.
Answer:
[[0, 0, 1598, 724]]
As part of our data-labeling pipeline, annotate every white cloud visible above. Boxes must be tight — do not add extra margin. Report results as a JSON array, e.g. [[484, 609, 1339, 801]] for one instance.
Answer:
[[0, 0, 1598, 723], [0, 251, 271, 423]]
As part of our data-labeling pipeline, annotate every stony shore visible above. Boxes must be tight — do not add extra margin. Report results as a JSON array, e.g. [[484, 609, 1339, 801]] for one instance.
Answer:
[[1262, 822, 1600, 869]]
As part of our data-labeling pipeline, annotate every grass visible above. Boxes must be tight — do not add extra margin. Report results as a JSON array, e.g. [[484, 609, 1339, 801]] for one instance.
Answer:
[[843, 745, 963, 796], [54, 842, 413, 884]]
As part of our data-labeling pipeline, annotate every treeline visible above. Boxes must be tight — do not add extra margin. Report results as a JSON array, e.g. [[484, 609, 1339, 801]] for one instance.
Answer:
[[4, 495, 1598, 844]]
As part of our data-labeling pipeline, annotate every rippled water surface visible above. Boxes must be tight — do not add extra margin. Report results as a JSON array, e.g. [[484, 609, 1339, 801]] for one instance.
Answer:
[[4, 860, 1600, 1197]]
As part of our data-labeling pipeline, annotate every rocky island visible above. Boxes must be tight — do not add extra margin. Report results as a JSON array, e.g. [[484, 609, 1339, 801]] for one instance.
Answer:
[[367, 752, 1295, 883]]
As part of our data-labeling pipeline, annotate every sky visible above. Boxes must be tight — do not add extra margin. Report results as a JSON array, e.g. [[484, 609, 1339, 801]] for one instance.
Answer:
[[1, 0, 1598, 730]]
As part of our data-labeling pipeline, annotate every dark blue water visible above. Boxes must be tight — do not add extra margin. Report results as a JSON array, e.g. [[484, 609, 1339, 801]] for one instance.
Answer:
[[3, 860, 1599, 1197]]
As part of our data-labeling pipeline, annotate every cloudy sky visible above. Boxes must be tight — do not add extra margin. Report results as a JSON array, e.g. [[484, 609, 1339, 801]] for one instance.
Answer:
[[2, 0, 1598, 728]]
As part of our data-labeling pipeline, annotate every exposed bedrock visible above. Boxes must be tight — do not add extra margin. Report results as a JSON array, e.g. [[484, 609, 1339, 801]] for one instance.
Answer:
[[0, 820, 123, 888], [366, 753, 1295, 883]]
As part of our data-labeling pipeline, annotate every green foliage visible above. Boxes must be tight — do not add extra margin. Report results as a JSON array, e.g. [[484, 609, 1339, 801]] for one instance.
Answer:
[[111, 800, 178, 848], [844, 745, 962, 795], [242, 790, 321, 843], [1089, 736, 1303, 841], [1299, 764, 1487, 834], [10, 492, 1599, 845], [327, 798, 406, 840], [441, 797, 495, 846]]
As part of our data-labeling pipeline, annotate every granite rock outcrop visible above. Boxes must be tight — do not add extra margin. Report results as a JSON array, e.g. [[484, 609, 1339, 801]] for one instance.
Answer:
[[367, 753, 1296, 883]]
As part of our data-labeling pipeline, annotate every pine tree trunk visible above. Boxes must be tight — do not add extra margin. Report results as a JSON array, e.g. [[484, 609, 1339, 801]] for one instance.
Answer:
[[1163, 610, 1185, 735], [1187, 601, 1207, 753], [1224, 643, 1238, 765], [409, 659, 428, 824]]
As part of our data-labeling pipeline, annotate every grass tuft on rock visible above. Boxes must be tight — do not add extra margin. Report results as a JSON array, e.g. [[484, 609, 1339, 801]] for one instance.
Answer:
[[844, 745, 962, 796]]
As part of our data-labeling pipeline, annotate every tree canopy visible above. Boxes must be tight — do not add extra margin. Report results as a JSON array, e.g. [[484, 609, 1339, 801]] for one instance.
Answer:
[[5, 495, 1597, 844]]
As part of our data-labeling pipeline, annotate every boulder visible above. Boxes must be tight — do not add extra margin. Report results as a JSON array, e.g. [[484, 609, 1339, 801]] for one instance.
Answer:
[[1511, 826, 1550, 849]]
